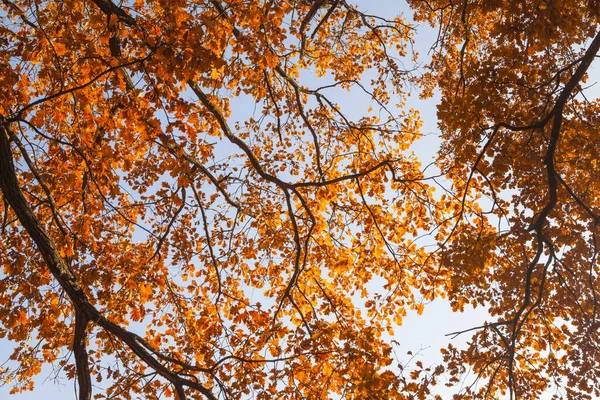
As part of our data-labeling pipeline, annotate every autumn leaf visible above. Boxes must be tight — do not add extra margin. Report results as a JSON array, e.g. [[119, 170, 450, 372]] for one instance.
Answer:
[[53, 42, 67, 56]]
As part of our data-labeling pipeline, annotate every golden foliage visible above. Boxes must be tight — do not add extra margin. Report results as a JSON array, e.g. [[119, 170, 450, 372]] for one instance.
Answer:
[[0, 0, 599, 398]]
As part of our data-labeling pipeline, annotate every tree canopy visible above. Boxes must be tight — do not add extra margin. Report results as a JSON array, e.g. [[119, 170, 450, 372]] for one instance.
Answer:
[[1, 0, 599, 399]]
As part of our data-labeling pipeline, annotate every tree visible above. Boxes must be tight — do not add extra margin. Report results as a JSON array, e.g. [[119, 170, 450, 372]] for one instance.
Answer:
[[0, 0, 598, 399], [409, 1, 600, 398]]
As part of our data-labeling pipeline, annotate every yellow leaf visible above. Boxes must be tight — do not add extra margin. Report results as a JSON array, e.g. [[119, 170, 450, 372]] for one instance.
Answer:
[[54, 42, 67, 56]]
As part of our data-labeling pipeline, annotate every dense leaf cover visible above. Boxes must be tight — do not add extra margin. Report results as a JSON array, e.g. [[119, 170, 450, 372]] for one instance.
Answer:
[[0, 0, 599, 399]]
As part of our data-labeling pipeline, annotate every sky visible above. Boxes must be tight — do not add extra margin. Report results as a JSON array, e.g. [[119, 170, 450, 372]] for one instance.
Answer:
[[3, 0, 598, 399]]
